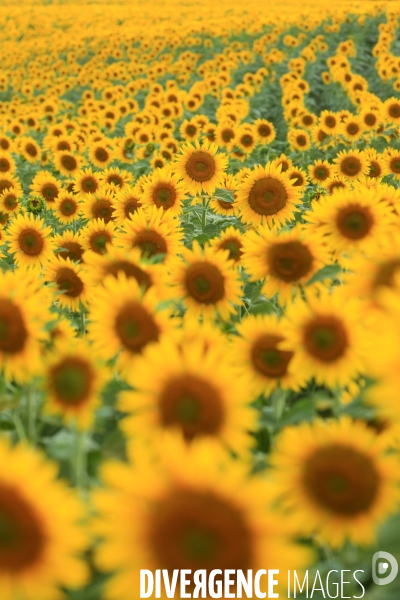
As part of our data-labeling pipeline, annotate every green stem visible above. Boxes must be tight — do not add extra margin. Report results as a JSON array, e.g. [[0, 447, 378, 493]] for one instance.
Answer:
[[74, 425, 87, 497], [12, 413, 27, 442], [27, 385, 36, 444], [201, 196, 207, 232], [80, 306, 86, 337]]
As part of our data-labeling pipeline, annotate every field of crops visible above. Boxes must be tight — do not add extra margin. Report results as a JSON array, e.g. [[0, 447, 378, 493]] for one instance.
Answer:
[[1, 0, 400, 598]]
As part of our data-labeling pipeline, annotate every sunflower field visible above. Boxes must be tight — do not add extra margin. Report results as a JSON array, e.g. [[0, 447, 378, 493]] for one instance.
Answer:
[[2, 0, 400, 598]]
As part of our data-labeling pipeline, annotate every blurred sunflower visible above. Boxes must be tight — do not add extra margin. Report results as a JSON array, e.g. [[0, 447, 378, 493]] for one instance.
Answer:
[[111, 185, 142, 225], [209, 226, 244, 264], [0, 440, 88, 600], [45, 256, 89, 311], [53, 190, 81, 224], [332, 149, 369, 180], [94, 437, 309, 600], [140, 168, 187, 216], [80, 218, 115, 255], [270, 417, 400, 548]]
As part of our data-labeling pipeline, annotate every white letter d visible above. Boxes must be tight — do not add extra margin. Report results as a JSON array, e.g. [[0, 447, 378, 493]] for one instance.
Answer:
[[141, 570, 154, 598]]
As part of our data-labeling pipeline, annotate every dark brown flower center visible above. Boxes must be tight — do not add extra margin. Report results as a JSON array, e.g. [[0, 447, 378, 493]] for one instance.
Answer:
[[303, 316, 348, 362], [389, 157, 400, 174], [314, 166, 329, 181], [241, 134, 254, 147], [219, 238, 242, 261], [0, 299, 27, 353], [222, 128, 234, 143], [364, 113, 377, 126], [81, 176, 99, 193], [59, 241, 84, 262], [296, 135, 307, 147], [91, 199, 114, 222], [41, 183, 58, 201], [185, 151, 216, 183], [372, 259, 400, 291], [49, 357, 94, 406], [0, 485, 46, 571], [388, 103, 400, 119], [367, 161, 381, 178], [148, 489, 253, 572], [94, 147, 109, 163], [134, 230, 167, 258], [18, 228, 44, 256], [248, 177, 288, 216], [0, 158, 11, 172], [3, 193, 18, 210], [123, 197, 141, 217], [89, 231, 112, 254], [159, 375, 225, 441], [258, 124, 271, 137], [55, 267, 84, 298], [114, 302, 159, 353], [25, 143, 38, 158], [267, 241, 313, 282], [104, 261, 152, 290], [152, 184, 176, 209], [325, 116, 336, 129], [60, 154, 77, 172], [336, 205, 373, 240], [340, 156, 361, 177], [184, 262, 225, 304], [302, 445, 380, 516], [346, 123, 359, 135], [251, 334, 293, 378], [107, 174, 124, 187], [60, 197, 78, 216]]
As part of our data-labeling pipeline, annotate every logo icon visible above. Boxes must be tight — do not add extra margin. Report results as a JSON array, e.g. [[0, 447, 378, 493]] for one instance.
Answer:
[[372, 551, 398, 586]]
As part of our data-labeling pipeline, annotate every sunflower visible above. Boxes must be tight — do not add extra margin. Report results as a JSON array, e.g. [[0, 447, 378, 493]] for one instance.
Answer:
[[45, 317, 78, 353], [0, 440, 88, 600], [94, 436, 309, 600], [270, 417, 400, 548], [332, 149, 370, 180], [383, 96, 400, 124], [168, 242, 242, 321], [209, 226, 244, 264], [231, 314, 307, 397], [6, 212, 55, 270], [0, 270, 51, 382], [174, 138, 228, 195], [287, 128, 311, 151], [319, 110, 340, 134], [364, 149, 387, 179], [115, 206, 183, 262], [0, 188, 20, 215], [53, 190, 82, 224], [236, 163, 302, 227], [99, 166, 132, 189], [18, 136, 41, 163], [323, 175, 351, 194], [140, 168, 187, 216], [383, 148, 400, 179], [340, 116, 364, 142], [304, 186, 393, 256], [0, 151, 15, 174], [81, 186, 116, 223], [254, 118, 276, 144], [80, 218, 115, 255], [215, 120, 237, 149], [82, 246, 165, 292], [242, 225, 331, 303], [359, 107, 381, 131], [88, 141, 115, 169], [54, 230, 86, 263], [111, 185, 143, 225], [73, 168, 101, 196], [118, 335, 255, 453], [43, 340, 109, 429], [44, 256, 89, 311], [281, 289, 367, 387], [54, 151, 82, 177], [286, 165, 309, 190], [30, 170, 61, 205], [208, 174, 241, 217], [308, 159, 332, 185], [88, 273, 173, 376], [236, 124, 258, 154]]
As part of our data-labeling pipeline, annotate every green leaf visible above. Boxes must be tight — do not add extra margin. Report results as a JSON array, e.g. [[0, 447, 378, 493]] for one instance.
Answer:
[[213, 188, 235, 203], [306, 263, 342, 285], [250, 300, 276, 315]]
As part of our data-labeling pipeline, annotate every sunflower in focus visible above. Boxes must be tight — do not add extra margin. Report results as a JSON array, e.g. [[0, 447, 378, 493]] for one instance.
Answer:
[[236, 163, 301, 227], [118, 335, 255, 454], [0, 440, 88, 600], [332, 149, 370, 180], [94, 437, 310, 600], [209, 226, 244, 265], [140, 168, 187, 216], [6, 212, 55, 270], [174, 138, 228, 195], [53, 190, 82, 224], [30, 171, 61, 206], [43, 340, 109, 429], [168, 242, 242, 321], [270, 417, 400, 548], [116, 206, 183, 262]]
